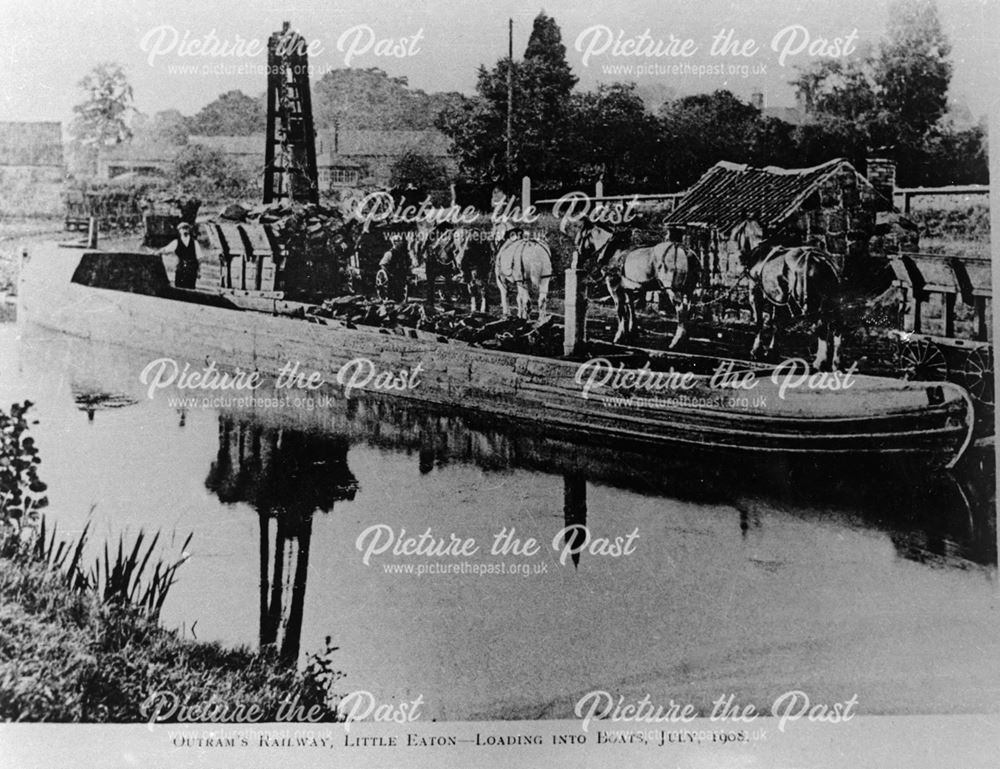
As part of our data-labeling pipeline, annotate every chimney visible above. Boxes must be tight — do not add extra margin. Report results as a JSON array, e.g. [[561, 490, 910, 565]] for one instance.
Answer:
[[866, 155, 896, 205], [750, 91, 764, 110]]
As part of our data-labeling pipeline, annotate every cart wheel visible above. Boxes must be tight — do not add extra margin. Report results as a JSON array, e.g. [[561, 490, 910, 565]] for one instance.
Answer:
[[961, 346, 994, 406], [897, 338, 949, 381]]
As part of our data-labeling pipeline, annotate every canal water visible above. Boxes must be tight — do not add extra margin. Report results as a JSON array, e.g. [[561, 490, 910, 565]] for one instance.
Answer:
[[1, 321, 997, 720]]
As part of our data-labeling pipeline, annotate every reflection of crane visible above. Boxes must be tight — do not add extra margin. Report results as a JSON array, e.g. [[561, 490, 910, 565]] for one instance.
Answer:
[[205, 417, 358, 662], [263, 22, 319, 205]]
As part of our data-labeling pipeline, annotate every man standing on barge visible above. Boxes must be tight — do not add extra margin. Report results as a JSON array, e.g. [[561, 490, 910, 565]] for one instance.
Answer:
[[155, 221, 201, 289]]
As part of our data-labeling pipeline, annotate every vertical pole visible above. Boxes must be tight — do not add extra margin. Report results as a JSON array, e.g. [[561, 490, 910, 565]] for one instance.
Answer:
[[563, 267, 587, 357], [594, 179, 604, 200], [506, 18, 513, 193], [86, 217, 98, 248], [975, 296, 988, 342], [944, 293, 956, 338], [521, 176, 531, 212]]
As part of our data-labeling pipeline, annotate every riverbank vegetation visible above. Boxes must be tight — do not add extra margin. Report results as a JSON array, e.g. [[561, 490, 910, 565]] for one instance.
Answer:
[[0, 401, 343, 722]]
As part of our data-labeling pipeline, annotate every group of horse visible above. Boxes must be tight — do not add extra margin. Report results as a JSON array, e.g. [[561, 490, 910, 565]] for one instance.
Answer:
[[367, 221, 555, 322], [356, 215, 843, 371]]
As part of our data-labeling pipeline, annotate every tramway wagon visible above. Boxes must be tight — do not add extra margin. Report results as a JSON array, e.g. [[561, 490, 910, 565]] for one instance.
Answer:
[[887, 251, 993, 407]]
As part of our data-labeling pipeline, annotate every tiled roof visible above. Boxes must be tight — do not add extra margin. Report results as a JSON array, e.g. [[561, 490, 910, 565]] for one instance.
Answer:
[[663, 158, 879, 234], [100, 141, 183, 162], [0, 121, 63, 166], [189, 130, 454, 160], [189, 134, 265, 155], [316, 129, 452, 158]]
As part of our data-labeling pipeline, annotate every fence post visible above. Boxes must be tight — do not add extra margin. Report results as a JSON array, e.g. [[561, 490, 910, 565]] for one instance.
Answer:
[[563, 268, 588, 357], [595, 180, 604, 199], [521, 176, 531, 212]]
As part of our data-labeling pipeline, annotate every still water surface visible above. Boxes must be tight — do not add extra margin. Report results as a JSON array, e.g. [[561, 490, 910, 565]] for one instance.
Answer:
[[1, 322, 997, 720]]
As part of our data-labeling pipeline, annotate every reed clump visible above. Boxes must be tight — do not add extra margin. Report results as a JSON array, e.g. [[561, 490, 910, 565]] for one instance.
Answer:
[[0, 400, 343, 722]]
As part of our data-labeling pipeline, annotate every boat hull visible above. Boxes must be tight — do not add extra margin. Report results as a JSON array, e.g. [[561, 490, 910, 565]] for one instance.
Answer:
[[18, 243, 975, 468]]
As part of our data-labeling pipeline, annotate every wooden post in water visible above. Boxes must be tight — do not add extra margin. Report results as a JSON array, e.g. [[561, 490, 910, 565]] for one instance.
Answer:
[[562, 473, 588, 568]]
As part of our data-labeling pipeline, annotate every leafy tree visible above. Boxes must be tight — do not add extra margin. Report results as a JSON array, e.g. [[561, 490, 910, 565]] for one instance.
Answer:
[[170, 144, 255, 200], [917, 120, 989, 185], [571, 83, 663, 193], [788, 0, 979, 185], [313, 68, 466, 130], [71, 63, 135, 147], [149, 109, 190, 145], [388, 150, 450, 190], [658, 91, 762, 190], [187, 90, 265, 136], [871, 0, 952, 148], [790, 57, 878, 123], [131, 109, 189, 146], [440, 12, 578, 193]]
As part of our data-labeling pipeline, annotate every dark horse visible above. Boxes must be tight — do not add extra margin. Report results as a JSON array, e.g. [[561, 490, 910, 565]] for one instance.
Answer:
[[732, 219, 843, 370], [449, 226, 495, 313], [572, 220, 700, 346]]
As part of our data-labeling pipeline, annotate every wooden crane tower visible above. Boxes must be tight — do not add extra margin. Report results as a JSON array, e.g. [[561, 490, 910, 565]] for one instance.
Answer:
[[263, 22, 319, 205]]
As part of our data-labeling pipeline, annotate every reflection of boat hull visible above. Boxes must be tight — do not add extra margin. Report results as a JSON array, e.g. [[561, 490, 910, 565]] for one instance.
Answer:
[[19, 243, 975, 468]]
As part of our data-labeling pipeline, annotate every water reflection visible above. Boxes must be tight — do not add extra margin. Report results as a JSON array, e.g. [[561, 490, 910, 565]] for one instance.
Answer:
[[200, 389, 995, 654], [3, 326, 997, 717], [205, 418, 358, 661]]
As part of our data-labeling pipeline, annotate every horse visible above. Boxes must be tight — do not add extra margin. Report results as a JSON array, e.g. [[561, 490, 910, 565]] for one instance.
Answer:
[[412, 222, 463, 305], [493, 224, 552, 321], [571, 220, 700, 346], [731, 218, 843, 371], [375, 233, 413, 302], [451, 226, 495, 313]]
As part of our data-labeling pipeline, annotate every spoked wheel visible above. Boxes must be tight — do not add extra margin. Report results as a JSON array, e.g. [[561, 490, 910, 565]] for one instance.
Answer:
[[961, 346, 994, 406], [897, 338, 949, 381]]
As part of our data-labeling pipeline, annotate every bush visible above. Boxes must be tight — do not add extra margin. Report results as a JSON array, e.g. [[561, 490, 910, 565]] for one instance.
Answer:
[[170, 144, 257, 202]]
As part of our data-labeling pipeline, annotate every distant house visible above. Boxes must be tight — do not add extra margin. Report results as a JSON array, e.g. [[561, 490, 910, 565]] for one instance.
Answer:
[[0, 121, 64, 215], [663, 157, 897, 279], [186, 129, 456, 193], [316, 128, 456, 190], [98, 141, 181, 179], [188, 135, 263, 170]]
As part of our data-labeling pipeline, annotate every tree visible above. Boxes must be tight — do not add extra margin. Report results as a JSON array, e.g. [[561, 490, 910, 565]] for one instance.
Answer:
[[131, 109, 189, 146], [187, 90, 265, 136], [872, 0, 952, 148], [658, 91, 763, 190], [389, 150, 450, 190], [71, 63, 135, 147], [313, 68, 466, 130], [439, 12, 579, 192], [571, 83, 663, 193], [788, 0, 969, 184], [170, 144, 255, 200]]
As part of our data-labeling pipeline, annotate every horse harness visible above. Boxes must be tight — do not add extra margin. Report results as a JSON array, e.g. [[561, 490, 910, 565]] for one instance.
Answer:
[[498, 237, 553, 284]]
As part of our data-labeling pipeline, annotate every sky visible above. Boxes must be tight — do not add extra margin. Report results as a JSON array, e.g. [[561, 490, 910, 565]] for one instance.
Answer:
[[1, 0, 997, 125]]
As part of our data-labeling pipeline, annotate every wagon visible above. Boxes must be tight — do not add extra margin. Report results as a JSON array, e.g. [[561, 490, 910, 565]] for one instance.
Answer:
[[887, 251, 993, 407]]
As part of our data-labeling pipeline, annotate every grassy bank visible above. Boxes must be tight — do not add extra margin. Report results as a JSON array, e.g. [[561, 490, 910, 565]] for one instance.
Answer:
[[0, 401, 343, 723]]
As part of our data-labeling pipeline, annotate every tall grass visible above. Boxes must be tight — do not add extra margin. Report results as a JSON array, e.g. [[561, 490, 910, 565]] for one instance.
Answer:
[[0, 400, 343, 722], [91, 529, 193, 618]]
